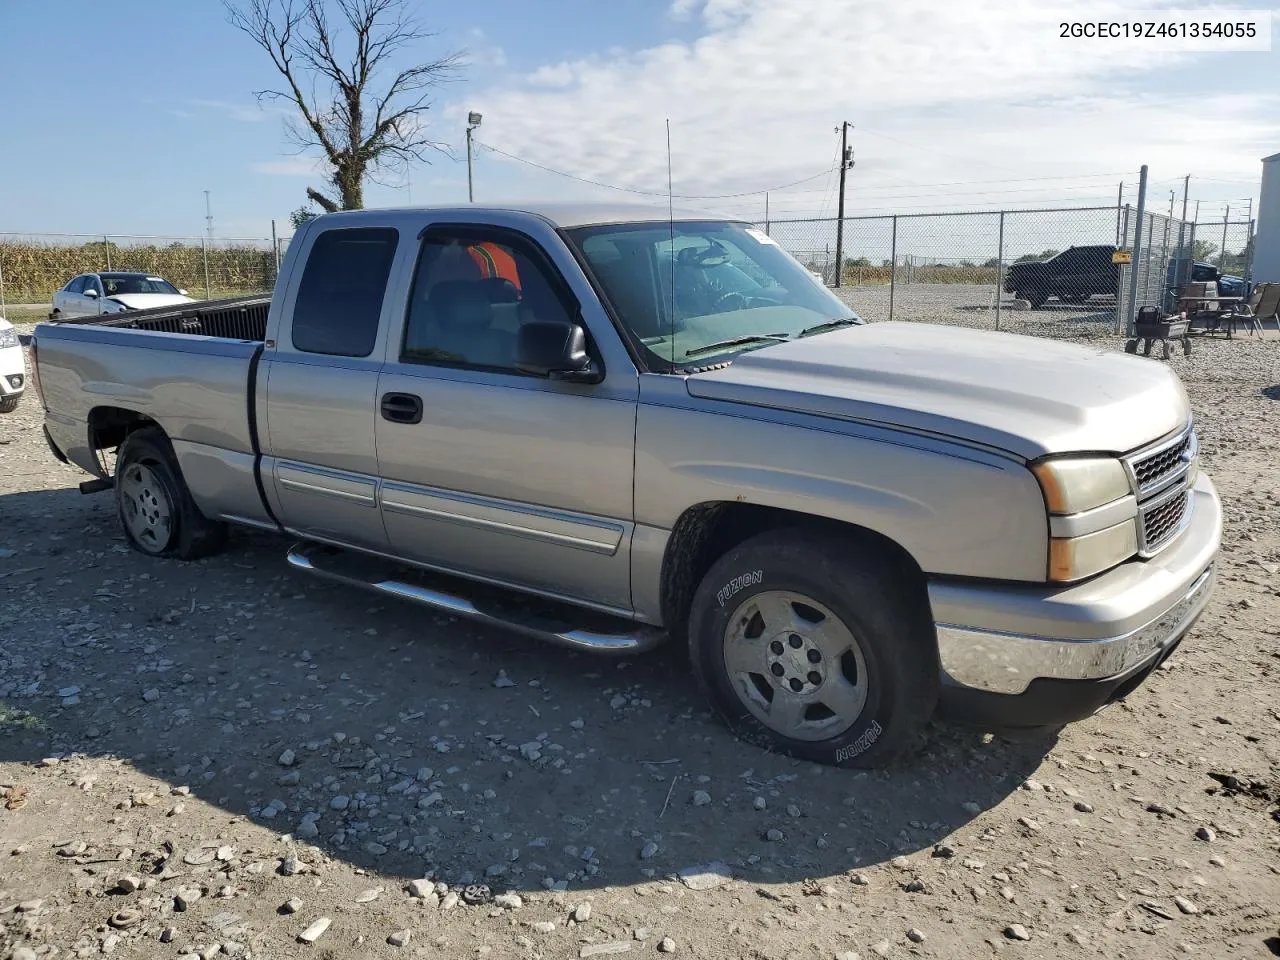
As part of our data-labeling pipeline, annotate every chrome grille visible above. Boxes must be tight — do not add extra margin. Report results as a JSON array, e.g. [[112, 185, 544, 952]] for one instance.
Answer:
[[1132, 432, 1193, 494], [1125, 422, 1196, 556], [1141, 490, 1189, 552]]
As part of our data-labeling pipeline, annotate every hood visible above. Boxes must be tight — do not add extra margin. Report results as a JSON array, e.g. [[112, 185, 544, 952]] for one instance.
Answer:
[[685, 323, 1190, 460], [108, 294, 195, 310]]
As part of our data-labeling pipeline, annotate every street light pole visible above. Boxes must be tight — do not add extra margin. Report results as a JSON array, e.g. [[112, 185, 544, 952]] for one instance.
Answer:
[[466, 112, 482, 203]]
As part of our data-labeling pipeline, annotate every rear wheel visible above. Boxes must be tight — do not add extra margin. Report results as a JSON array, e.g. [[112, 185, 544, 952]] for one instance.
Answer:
[[0, 396, 19, 414], [115, 428, 227, 560], [687, 529, 938, 768]]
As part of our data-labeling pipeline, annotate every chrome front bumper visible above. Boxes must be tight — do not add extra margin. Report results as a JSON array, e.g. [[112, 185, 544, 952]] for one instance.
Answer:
[[931, 473, 1221, 696]]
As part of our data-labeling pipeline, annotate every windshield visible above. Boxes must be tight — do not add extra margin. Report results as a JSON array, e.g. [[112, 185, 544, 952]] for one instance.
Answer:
[[101, 275, 180, 296], [565, 220, 861, 368]]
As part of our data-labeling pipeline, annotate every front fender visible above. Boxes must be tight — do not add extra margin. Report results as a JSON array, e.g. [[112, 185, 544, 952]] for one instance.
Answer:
[[635, 400, 1049, 583]]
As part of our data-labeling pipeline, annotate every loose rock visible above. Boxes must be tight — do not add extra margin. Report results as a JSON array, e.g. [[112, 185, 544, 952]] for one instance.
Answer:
[[297, 917, 331, 944], [658, 937, 677, 953], [388, 929, 412, 947], [906, 928, 925, 943], [1005, 924, 1032, 941], [573, 901, 593, 922]]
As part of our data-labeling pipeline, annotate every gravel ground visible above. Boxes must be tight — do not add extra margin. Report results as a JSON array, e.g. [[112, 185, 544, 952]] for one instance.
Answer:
[[1, 310, 1278, 960]]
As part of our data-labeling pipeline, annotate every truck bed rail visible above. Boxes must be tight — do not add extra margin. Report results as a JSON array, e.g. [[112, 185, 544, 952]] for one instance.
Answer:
[[52, 294, 270, 342]]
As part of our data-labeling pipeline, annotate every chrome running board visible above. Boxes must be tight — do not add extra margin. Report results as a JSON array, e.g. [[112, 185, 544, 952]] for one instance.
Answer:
[[286, 541, 665, 655]]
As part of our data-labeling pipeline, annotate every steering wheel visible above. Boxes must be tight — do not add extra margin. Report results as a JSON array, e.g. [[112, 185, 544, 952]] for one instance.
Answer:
[[712, 291, 749, 312]]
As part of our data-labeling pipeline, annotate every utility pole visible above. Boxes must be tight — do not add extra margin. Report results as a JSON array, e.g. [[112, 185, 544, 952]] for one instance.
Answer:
[[203, 190, 214, 239], [833, 121, 854, 288], [1175, 174, 1191, 290], [466, 112, 482, 203], [1115, 181, 1124, 246], [764, 192, 770, 235]]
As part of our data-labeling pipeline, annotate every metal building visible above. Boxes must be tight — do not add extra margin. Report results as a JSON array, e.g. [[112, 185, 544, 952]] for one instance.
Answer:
[[1253, 151, 1280, 283]]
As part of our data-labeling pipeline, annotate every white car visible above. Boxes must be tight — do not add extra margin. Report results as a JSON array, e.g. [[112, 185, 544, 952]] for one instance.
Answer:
[[0, 317, 25, 413], [52, 272, 194, 320]]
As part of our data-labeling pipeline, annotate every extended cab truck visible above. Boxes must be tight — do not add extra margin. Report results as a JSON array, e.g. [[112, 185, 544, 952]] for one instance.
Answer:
[[33, 204, 1222, 768]]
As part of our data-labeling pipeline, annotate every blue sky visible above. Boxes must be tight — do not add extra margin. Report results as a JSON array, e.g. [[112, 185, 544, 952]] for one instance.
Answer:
[[1, 1, 1276, 240]]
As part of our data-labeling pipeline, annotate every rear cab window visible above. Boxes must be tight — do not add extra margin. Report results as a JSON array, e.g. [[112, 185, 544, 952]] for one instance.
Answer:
[[291, 227, 399, 357]]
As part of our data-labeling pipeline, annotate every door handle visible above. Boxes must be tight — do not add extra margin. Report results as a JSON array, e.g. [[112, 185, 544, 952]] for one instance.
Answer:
[[380, 392, 423, 424]]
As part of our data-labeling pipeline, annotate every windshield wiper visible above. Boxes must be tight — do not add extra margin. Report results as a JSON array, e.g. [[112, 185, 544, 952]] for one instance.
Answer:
[[797, 317, 860, 338], [683, 333, 790, 358]]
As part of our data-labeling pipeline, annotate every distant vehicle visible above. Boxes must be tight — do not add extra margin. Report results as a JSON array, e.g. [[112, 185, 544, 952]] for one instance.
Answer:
[[1163, 259, 1250, 312], [1002, 245, 1119, 309], [51, 272, 194, 320], [0, 316, 25, 413]]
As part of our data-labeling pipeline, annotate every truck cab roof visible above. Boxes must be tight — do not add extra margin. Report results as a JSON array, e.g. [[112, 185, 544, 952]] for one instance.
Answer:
[[314, 201, 739, 230]]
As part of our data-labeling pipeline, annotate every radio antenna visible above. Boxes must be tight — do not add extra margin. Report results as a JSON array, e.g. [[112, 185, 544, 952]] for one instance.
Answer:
[[666, 118, 676, 366]]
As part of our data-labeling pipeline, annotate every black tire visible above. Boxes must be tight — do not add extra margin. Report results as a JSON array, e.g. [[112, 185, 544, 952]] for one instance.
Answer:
[[687, 529, 938, 768], [115, 427, 227, 560], [0, 395, 19, 414], [1025, 286, 1049, 309], [1124, 339, 1138, 353]]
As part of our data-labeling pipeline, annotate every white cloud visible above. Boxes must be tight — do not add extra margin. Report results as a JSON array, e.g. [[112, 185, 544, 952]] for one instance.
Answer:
[[192, 99, 275, 123], [460, 0, 1276, 216], [252, 157, 330, 177]]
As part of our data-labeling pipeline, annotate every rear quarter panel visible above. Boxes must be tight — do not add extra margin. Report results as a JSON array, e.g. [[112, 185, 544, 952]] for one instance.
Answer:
[[35, 324, 260, 513]]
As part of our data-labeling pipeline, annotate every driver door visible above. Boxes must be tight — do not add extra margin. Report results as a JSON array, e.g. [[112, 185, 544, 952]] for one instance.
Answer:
[[374, 224, 639, 612]]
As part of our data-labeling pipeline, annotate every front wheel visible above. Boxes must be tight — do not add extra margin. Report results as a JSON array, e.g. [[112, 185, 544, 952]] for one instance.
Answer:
[[0, 395, 19, 414], [115, 427, 227, 560], [687, 530, 938, 768]]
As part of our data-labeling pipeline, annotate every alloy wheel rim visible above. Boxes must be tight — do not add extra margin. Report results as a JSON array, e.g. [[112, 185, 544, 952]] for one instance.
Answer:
[[722, 589, 869, 742]]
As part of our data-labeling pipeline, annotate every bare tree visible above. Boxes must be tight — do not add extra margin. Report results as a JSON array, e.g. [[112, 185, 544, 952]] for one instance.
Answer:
[[226, 0, 461, 211]]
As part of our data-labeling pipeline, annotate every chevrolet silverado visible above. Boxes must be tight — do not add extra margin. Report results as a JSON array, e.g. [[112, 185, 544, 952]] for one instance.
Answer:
[[31, 203, 1221, 767]]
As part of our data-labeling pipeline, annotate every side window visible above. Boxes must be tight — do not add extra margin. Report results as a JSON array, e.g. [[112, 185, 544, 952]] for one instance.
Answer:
[[292, 227, 398, 357], [400, 232, 576, 372], [67, 277, 86, 294], [86, 276, 103, 295]]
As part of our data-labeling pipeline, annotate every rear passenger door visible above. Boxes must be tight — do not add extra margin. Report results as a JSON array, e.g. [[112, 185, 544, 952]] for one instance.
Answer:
[[259, 226, 400, 552], [374, 224, 638, 613]]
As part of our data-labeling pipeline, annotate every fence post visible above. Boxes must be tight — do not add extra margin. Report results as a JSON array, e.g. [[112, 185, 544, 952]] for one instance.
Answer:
[[888, 216, 898, 321], [995, 211, 1005, 332], [1124, 166, 1148, 337], [201, 236, 211, 300], [1219, 205, 1230, 270], [104, 235, 112, 271], [271, 220, 281, 274], [1246, 218, 1256, 280]]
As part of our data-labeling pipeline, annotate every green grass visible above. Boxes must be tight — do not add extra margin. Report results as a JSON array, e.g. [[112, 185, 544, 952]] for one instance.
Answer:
[[0, 699, 46, 733]]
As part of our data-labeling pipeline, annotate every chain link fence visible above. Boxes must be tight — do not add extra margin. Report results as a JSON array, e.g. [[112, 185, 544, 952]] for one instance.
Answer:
[[0, 232, 289, 308], [1, 209, 1254, 339], [762, 205, 1253, 339]]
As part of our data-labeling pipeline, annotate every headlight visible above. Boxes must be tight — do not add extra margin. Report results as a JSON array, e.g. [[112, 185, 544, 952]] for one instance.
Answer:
[[1031, 457, 1130, 514], [1032, 456, 1137, 582], [1048, 519, 1139, 582], [0, 326, 19, 348]]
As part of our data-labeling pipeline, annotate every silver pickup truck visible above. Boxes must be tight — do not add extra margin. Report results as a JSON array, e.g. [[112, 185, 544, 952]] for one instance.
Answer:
[[31, 203, 1221, 767]]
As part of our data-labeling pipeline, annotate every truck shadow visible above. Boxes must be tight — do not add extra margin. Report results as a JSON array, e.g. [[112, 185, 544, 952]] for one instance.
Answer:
[[0, 485, 1054, 893]]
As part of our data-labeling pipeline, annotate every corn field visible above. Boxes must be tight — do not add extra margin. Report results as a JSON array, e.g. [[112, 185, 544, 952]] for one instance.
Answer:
[[0, 235, 281, 303]]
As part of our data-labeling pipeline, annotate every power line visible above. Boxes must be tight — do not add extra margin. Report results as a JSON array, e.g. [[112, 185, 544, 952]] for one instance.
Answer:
[[473, 140, 835, 199]]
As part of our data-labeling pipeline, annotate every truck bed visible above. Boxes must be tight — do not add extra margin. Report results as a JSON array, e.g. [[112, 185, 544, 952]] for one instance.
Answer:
[[52, 294, 271, 342]]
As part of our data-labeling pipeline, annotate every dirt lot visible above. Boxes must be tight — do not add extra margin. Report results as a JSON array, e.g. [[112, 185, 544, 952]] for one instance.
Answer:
[[1, 310, 1278, 960]]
